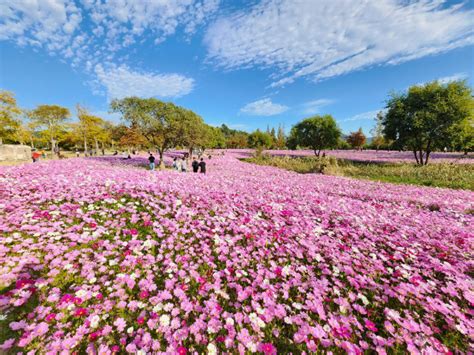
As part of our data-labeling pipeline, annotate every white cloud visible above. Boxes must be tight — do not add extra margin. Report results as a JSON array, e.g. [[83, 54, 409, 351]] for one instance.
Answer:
[[302, 98, 335, 115], [340, 110, 384, 123], [204, 0, 474, 86], [437, 72, 469, 85], [0, 0, 81, 51], [0, 0, 219, 96], [240, 98, 288, 116], [94, 64, 195, 100]]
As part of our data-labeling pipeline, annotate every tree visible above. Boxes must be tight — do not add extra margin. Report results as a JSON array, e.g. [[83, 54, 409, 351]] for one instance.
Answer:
[[248, 129, 273, 148], [383, 80, 473, 165], [28, 105, 70, 157], [275, 125, 286, 149], [370, 111, 385, 151], [451, 117, 474, 155], [288, 115, 341, 156], [110, 97, 195, 168], [76, 105, 104, 155], [227, 132, 249, 148], [0, 90, 21, 144], [347, 128, 366, 150]]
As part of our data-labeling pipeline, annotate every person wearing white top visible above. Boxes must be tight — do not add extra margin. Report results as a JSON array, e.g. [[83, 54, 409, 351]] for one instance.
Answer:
[[181, 157, 187, 172]]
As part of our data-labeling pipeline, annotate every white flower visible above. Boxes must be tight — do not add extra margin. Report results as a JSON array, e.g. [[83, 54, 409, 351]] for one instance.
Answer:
[[90, 315, 100, 328], [89, 277, 97, 284], [226, 317, 235, 326], [246, 342, 257, 352], [109, 260, 117, 266], [75, 290, 87, 298], [153, 304, 163, 312], [64, 264, 73, 270], [249, 313, 265, 328], [127, 326, 134, 334], [358, 294, 370, 306], [159, 314, 170, 327], [207, 343, 217, 355]]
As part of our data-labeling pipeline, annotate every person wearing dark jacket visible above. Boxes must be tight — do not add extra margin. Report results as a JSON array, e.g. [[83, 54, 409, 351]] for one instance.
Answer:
[[192, 158, 199, 173], [198, 158, 206, 174], [148, 154, 156, 170]]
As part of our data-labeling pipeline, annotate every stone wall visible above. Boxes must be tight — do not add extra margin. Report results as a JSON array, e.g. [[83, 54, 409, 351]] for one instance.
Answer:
[[0, 144, 32, 162]]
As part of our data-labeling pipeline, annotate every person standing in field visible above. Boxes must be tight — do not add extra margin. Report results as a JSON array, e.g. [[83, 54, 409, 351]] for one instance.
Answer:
[[199, 158, 206, 174], [148, 153, 156, 171], [192, 158, 199, 173], [181, 157, 187, 172]]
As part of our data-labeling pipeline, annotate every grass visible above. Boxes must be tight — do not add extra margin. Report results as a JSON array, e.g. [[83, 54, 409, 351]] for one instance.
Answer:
[[244, 154, 474, 190]]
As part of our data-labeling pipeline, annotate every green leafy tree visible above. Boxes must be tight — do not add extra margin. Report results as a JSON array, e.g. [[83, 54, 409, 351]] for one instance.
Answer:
[[451, 118, 474, 155], [370, 111, 385, 151], [288, 115, 341, 156], [383, 80, 473, 165], [248, 129, 273, 148], [347, 128, 366, 150], [227, 132, 249, 148], [0, 90, 21, 144], [275, 125, 286, 149], [28, 104, 70, 157], [111, 97, 195, 168]]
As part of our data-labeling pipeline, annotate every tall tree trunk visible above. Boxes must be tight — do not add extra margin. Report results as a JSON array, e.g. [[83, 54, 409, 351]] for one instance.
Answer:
[[158, 148, 165, 169], [419, 150, 424, 165], [413, 150, 419, 165], [51, 138, 55, 160], [95, 138, 99, 155], [424, 150, 431, 165], [84, 137, 88, 157]]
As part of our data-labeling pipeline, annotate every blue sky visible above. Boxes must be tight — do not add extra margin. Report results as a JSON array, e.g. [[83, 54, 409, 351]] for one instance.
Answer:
[[1, 0, 473, 134]]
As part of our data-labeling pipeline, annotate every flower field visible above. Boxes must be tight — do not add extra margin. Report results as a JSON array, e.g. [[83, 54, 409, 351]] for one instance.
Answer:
[[0, 153, 473, 354]]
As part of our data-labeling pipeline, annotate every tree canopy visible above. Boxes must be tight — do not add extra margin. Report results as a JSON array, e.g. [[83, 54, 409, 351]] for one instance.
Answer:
[[288, 115, 341, 156], [28, 104, 70, 156], [0, 90, 21, 144], [383, 80, 473, 164], [347, 128, 366, 150]]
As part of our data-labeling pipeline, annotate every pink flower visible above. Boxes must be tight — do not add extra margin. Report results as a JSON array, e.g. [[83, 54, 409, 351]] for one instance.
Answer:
[[259, 343, 277, 354], [365, 319, 378, 332], [137, 317, 145, 325], [139, 290, 149, 299], [96, 293, 103, 300], [45, 313, 56, 322], [130, 228, 138, 235], [74, 308, 88, 317], [111, 345, 120, 353], [177, 346, 187, 355]]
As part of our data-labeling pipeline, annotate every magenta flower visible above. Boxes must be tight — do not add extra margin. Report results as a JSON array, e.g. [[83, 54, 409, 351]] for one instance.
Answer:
[[139, 290, 149, 299], [45, 313, 56, 322], [177, 346, 187, 355], [365, 319, 378, 332], [259, 343, 277, 354], [74, 308, 88, 317]]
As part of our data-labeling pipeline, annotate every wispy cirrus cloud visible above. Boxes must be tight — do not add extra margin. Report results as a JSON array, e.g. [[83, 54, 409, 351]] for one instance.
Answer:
[[339, 110, 384, 123], [436, 72, 469, 85], [240, 98, 288, 116], [204, 0, 474, 87], [302, 99, 335, 115]]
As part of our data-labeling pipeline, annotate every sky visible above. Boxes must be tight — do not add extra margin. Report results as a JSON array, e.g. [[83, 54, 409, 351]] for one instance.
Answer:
[[0, 0, 473, 135]]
